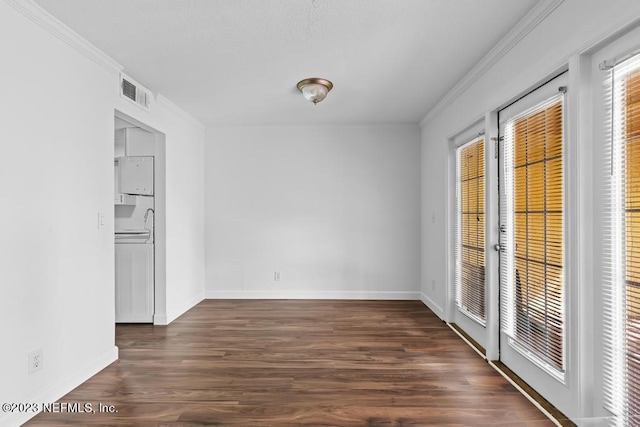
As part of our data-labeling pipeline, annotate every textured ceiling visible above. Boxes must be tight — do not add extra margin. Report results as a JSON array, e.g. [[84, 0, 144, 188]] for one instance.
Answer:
[[34, 0, 538, 126]]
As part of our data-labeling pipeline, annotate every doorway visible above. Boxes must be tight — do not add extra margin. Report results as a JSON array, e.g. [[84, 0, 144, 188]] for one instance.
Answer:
[[114, 112, 167, 325]]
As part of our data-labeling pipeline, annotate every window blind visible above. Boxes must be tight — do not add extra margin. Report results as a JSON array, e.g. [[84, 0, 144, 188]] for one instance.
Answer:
[[603, 53, 640, 426], [501, 94, 565, 375], [455, 137, 486, 324]]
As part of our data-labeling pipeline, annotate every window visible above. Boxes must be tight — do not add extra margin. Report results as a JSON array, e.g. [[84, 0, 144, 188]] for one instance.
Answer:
[[604, 52, 640, 425], [455, 137, 486, 324], [501, 93, 565, 375]]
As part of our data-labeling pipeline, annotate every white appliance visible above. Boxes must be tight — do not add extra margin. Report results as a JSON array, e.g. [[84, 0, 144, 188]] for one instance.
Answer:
[[115, 157, 155, 323], [114, 155, 154, 206], [118, 156, 154, 196]]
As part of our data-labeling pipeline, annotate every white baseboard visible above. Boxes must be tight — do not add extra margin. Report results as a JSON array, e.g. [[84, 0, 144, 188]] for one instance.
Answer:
[[165, 292, 205, 324], [204, 289, 421, 300], [420, 292, 444, 319], [153, 313, 168, 325], [1, 346, 118, 427]]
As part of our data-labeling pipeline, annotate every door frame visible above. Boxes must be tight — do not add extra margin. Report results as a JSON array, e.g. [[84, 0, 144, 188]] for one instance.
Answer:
[[114, 110, 168, 326]]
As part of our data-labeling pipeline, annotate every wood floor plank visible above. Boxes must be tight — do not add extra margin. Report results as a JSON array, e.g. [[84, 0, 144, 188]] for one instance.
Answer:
[[26, 300, 554, 426]]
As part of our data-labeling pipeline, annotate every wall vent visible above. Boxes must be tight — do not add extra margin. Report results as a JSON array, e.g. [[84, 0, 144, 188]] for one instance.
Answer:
[[119, 73, 152, 111]]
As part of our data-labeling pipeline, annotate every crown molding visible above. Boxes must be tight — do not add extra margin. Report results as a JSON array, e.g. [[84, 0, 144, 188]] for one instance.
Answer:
[[6, 0, 122, 74], [156, 94, 206, 131], [420, 0, 564, 127]]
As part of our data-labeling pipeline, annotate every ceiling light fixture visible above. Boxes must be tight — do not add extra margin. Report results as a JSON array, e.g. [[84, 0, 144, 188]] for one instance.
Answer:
[[297, 78, 333, 105]]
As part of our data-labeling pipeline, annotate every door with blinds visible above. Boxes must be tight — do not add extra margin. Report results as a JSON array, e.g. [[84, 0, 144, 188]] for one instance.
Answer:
[[598, 40, 640, 425], [454, 132, 487, 345], [497, 73, 573, 410]]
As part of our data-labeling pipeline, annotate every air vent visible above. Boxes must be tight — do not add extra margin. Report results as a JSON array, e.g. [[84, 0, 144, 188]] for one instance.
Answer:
[[119, 73, 153, 111], [121, 79, 136, 101]]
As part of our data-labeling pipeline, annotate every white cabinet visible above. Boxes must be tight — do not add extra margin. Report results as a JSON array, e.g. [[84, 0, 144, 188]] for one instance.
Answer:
[[118, 156, 154, 196], [115, 243, 154, 323], [115, 127, 155, 157]]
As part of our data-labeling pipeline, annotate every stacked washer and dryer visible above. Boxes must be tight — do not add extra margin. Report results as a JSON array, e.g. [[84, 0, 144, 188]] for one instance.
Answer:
[[114, 127, 155, 323]]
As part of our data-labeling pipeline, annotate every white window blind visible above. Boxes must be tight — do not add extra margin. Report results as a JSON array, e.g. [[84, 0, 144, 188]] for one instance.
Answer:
[[455, 137, 486, 324], [500, 94, 565, 376], [603, 52, 640, 426]]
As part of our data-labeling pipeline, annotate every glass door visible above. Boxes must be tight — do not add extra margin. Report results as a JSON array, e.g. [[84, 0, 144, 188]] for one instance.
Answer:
[[453, 133, 487, 347], [497, 72, 575, 414], [593, 28, 640, 424]]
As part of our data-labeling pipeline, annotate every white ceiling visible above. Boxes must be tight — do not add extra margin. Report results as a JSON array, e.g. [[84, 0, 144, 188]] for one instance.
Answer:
[[34, 0, 538, 127]]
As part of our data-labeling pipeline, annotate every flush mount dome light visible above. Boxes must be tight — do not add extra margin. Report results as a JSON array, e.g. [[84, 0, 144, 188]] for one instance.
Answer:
[[297, 78, 333, 105]]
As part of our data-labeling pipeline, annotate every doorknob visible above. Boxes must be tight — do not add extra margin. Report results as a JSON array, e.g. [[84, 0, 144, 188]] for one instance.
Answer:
[[493, 244, 503, 252]]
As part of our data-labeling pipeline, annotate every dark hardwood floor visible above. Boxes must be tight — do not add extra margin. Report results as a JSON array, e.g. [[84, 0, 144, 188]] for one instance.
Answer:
[[27, 300, 554, 426]]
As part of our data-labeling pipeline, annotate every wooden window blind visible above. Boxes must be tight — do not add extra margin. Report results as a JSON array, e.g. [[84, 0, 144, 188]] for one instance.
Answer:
[[455, 137, 486, 324], [604, 53, 640, 425], [624, 63, 640, 421], [502, 94, 565, 374]]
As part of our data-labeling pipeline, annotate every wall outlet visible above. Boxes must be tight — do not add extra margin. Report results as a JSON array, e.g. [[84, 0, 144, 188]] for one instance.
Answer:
[[431, 279, 435, 289], [28, 348, 43, 374], [274, 271, 281, 281]]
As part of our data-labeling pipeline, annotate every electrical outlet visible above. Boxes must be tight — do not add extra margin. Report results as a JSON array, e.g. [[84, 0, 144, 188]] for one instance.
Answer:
[[28, 348, 43, 374], [274, 271, 281, 281]]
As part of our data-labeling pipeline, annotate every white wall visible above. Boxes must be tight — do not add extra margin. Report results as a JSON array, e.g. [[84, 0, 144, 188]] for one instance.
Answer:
[[157, 101, 206, 323], [205, 125, 421, 299], [0, 2, 117, 425], [0, 1, 206, 425]]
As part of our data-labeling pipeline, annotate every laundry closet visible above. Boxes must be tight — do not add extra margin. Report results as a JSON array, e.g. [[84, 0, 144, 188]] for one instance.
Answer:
[[114, 125, 155, 323]]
